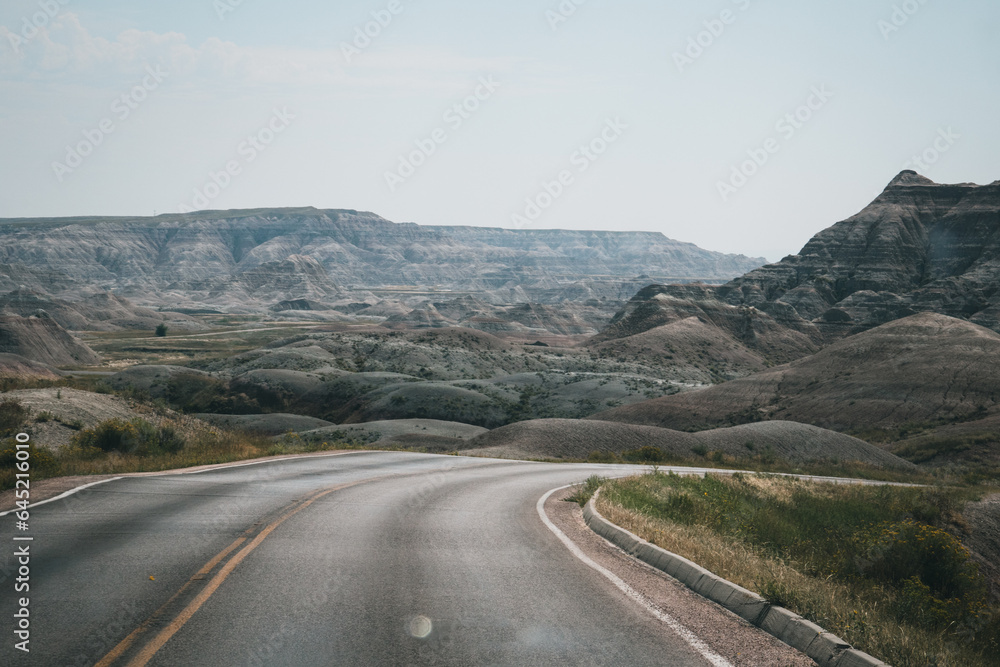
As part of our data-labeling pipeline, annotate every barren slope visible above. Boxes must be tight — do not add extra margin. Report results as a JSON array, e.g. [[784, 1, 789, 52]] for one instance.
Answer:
[[0, 315, 100, 366], [592, 313, 1000, 433], [462, 418, 913, 470], [5, 388, 211, 448]]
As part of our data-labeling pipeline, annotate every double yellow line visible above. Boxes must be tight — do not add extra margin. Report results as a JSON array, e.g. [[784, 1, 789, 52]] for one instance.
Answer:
[[97, 479, 372, 667]]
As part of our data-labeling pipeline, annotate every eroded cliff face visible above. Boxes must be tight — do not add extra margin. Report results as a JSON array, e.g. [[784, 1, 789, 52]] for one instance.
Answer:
[[604, 172, 1000, 345], [0, 315, 100, 367], [0, 209, 765, 310]]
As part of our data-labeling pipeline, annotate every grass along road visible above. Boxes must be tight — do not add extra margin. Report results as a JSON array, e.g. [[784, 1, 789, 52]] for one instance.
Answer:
[[593, 471, 999, 666]]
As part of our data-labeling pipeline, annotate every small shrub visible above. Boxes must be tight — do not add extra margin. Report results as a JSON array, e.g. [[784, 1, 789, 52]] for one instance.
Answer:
[[71, 418, 187, 456], [35, 411, 55, 423], [893, 575, 984, 630], [850, 519, 984, 603], [0, 400, 29, 436], [73, 418, 139, 453], [156, 426, 186, 454], [758, 579, 801, 609], [757, 444, 777, 465], [566, 475, 606, 506], [0, 441, 59, 474], [587, 450, 618, 464], [0, 440, 60, 490], [691, 444, 708, 457], [155, 324, 168, 337], [623, 446, 667, 463], [266, 443, 289, 456]]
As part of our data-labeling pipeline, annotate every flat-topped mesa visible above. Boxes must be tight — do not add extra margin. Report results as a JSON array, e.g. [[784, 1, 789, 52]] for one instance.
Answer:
[[0, 209, 767, 309]]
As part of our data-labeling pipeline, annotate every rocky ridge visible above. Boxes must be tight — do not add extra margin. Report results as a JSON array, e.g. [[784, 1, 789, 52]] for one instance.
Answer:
[[603, 173, 1000, 345], [0, 209, 766, 312]]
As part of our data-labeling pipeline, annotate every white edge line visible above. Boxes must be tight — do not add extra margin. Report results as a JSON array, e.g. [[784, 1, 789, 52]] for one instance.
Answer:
[[0, 450, 508, 517], [537, 484, 734, 667], [0, 476, 124, 517], [173, 450, 367, 475], [0, 451, 371, 517]]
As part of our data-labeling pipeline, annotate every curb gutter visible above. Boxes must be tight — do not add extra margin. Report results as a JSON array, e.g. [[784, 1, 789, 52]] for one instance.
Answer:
[[583, 489, 889, 667]]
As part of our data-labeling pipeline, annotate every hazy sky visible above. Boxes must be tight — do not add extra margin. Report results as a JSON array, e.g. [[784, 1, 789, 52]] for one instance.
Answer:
[[1, 0, 997, 261]]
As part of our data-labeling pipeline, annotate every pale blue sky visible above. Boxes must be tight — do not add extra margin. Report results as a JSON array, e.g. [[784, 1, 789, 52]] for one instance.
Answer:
[[1, 0, 997, 260]]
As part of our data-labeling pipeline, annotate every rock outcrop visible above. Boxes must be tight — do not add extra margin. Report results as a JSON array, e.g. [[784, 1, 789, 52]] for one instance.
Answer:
[[0, 288, 199, 332], [0, 209, 766, 310], [603, 172, 1000, 344]]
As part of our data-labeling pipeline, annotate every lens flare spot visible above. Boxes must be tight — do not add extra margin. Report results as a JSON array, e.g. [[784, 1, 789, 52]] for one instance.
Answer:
[[408, 615, 433, 639]]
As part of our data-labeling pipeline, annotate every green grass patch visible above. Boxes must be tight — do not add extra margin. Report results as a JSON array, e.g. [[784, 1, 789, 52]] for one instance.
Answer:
[[892, 432, 999, 464], [565, 475, 606, 506], [599, 472, 999, 666], [0, 399, 30, 436]]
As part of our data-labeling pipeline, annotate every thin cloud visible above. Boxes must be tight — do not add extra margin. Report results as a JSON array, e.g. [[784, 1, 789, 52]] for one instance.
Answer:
[[0, 14, 532, 93]]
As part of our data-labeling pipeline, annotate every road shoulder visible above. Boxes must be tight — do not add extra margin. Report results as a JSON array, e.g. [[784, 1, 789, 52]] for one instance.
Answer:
[[543, 488, 817, 667]]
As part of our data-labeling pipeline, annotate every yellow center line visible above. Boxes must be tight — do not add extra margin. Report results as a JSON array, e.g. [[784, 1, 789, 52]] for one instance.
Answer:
[[197, 536, 247, 576], [91, 534, 245, 667], [97, 478, 375, 667]]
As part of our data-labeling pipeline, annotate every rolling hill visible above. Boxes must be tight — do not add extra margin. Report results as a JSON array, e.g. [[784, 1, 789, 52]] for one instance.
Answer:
[[592, 313, 1000, 435]]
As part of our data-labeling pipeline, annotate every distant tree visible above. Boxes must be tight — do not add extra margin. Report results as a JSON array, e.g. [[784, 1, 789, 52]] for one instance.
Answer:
[[155, 324, 168, 337]]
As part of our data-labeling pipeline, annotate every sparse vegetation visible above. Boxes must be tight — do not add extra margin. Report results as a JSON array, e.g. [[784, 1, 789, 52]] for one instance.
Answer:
[[892, 432, 998, 464], [621, 445, 676, 464], [598, 472, 999, 666], [71, 418, 186, 456], [566, 475, 606, 506], [0, 399, 29, 436], [0, 441, 59, 490], [0, 418, 442, 492]]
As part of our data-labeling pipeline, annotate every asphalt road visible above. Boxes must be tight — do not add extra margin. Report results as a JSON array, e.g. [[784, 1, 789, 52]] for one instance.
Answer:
[[1, 452, 780, 666]]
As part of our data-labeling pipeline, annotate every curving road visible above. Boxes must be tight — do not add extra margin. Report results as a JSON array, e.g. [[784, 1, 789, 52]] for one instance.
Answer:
[[0, 452, 812, 666]]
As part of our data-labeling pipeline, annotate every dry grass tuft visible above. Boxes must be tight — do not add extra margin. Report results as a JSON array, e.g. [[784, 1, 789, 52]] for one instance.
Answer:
[[597, 474, 998, 666]]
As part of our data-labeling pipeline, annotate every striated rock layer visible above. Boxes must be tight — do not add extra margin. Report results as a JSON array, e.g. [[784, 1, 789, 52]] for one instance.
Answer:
[[0, 315, 100, 367], [0, 209, 765, 310], [602, 172, 1000, 345]]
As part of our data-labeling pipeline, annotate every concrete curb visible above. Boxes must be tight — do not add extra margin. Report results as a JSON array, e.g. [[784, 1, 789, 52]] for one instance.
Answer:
[[583, 489, 889, 667]]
